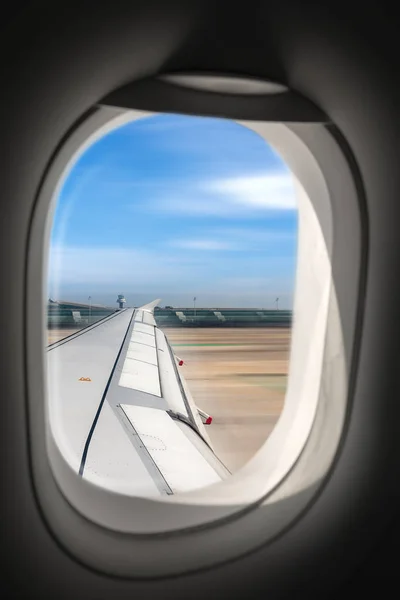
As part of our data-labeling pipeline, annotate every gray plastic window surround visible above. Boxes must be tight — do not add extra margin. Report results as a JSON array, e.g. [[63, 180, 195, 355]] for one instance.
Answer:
[[157, 72, 289, 95], [25, 106, 362, 577]]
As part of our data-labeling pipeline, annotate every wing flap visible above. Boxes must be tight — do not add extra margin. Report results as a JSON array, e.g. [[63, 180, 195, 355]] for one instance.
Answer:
[[120, 404, 221, 493], [126, 342, 157, 365], [133, 321, 154, 335]]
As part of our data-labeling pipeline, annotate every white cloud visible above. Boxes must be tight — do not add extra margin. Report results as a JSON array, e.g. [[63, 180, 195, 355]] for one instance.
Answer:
[[47, 245, 295, 307], [135, 171, 297, 217], [208, 226, 296, 244], [135, 195, 235, 217], [47, 246, 192, 288], [47, 244, 237, 293], [205, 172, 297, 210], [165, 227, 296, 254], [169, 239, 237, 251]]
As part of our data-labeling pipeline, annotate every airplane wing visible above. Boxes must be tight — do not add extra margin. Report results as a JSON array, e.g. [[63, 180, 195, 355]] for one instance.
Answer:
[[47, 300, 230, 497]]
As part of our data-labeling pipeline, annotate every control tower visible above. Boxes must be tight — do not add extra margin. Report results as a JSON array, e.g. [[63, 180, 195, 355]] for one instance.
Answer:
[[116, 294, 126, 310]]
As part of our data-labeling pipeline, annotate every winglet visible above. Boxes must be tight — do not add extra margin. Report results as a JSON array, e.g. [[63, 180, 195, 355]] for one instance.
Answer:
[[139, 298, 161, 313]]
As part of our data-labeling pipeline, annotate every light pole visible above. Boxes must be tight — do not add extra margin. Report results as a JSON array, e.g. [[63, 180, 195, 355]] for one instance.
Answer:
[[193, 296, 196, 320], [88, 296, 92, 324]]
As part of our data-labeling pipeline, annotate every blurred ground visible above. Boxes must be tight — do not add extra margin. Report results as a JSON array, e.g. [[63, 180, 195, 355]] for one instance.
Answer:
[[162, 327, 291, 472], [47, 326, 291, 473], [47, 328, 79, 344]]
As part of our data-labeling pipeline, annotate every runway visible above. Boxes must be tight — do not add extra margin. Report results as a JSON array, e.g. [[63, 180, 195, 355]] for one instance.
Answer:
[[47, 326, 291, 473]]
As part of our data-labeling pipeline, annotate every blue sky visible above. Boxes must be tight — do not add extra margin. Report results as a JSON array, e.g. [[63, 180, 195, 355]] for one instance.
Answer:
[[48, 113, 298, 308]]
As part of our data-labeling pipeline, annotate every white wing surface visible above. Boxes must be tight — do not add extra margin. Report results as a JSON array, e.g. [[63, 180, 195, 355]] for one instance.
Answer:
[[47, 300, 229, 497]]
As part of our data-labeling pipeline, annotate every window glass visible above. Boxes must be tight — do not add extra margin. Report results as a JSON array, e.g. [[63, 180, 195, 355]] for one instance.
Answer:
[[47, 113, 298, 490]]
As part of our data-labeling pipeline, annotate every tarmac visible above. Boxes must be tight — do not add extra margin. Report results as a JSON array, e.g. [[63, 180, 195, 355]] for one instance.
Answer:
[[163, 327, 290, 473]]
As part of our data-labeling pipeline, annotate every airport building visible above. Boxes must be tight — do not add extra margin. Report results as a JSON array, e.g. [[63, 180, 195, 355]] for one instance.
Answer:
[[47, 299, 292, 328], [47, 300, 116, 328], [154, 306, 292, 327]]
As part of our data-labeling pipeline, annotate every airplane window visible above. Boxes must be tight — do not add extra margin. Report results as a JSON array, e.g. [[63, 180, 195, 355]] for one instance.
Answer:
[[46, 113, 298, 496]]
